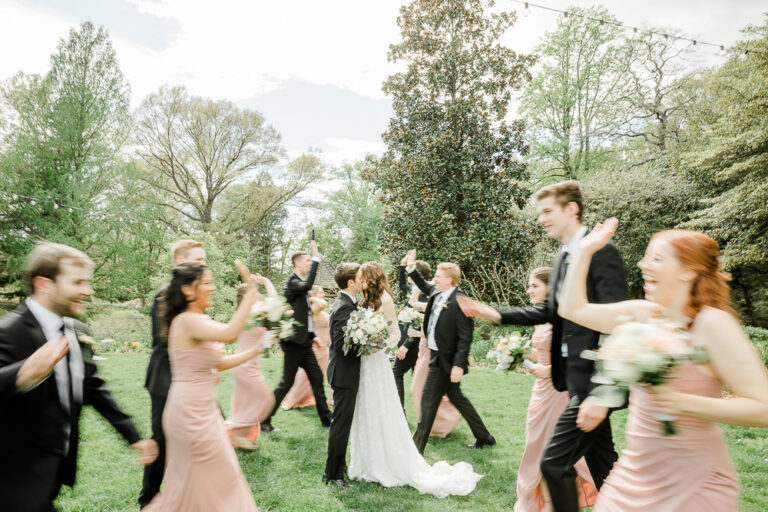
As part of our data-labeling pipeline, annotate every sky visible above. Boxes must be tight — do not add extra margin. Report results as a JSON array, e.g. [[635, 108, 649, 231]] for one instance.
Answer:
[[1, 0, 765, 169]]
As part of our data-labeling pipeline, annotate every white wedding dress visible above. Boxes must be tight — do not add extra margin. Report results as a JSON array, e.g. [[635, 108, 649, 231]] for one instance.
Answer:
[[348, 293, 482, 498]]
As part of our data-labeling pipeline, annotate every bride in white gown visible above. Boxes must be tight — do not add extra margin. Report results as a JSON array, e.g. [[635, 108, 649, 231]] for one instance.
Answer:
[[348, 262, 482, 498]]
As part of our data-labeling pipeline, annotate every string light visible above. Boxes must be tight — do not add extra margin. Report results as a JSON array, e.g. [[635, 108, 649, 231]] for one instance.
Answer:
[[508, 0, 764, 55]]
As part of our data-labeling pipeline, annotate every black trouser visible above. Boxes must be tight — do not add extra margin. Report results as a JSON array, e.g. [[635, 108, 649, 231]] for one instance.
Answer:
[[268, 339, 331, 424], [138, 392, 167, 508], [392, 340, 419, 410], [540, 393, 618, 512], [412, 357, 492, 454], [323, 386, 358, 481], [0, 447, 63, 512]]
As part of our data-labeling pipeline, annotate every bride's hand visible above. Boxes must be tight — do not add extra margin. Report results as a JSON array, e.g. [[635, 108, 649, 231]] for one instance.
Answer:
[[579, 218, 619, 255]]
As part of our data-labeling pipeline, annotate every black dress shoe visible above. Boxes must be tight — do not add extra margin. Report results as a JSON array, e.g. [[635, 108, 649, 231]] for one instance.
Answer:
[[260, 421, 275, 433], [467, 436, 496, 449]]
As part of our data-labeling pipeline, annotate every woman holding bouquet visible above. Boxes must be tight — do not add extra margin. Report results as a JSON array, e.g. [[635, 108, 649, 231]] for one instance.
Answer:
[[559, 220, 768, 511], [144, 260, 263, 511], [226, 277, 277, 449], [347, 262, 482, 497], [282, 285, 331, 409], [514, 267, 597, 512]]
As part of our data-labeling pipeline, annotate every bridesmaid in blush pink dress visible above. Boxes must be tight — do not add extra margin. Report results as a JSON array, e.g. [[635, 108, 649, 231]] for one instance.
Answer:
[[226, 280, 276, 450], [514, 267, 597, 512], [408, 286, 461, 438], [144, 261, 263, 512], [281, 286, 332, 409], [559, 224, 768, 512]]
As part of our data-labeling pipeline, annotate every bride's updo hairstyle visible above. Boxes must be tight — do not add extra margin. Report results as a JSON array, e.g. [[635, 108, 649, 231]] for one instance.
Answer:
[[358, 262, 393, 311], [161, 262, 208, 336], [653, 230, 733, 323]]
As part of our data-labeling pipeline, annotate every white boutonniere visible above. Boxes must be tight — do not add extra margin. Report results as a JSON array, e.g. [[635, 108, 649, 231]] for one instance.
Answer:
[[442, 300, 450, 310], [78, 334, 95, 345]]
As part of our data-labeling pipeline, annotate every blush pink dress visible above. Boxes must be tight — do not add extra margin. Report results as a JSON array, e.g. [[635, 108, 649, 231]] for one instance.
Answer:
[[410, 336, 461, 437], [145, 340, 258, 512], [594, 362, 739, 511], [281, 310, 331, 409], [225, 329, 275, 442], [514, 324, 598, 511]]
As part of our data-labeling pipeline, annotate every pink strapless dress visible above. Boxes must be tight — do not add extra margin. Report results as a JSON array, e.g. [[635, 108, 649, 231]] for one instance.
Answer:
[[595, 363, 739, 511], [411, 336, 461, 438], [226, 329, 275, 440], [514, 324, 598, 511], [145, 340, 258, 512], [281, 311, 331, 409]]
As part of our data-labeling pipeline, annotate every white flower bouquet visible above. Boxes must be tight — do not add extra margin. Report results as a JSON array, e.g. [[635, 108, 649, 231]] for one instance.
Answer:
[[397, 306, 424, 330], [486, 331, 533, 372], [342, 309, 391, 356], [583, 319, 708, 435], [247, 295, 297, 341]]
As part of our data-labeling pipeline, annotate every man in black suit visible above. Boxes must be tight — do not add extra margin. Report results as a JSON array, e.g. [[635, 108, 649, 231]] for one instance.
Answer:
[[406, 252, 495, 454], [323, 263, 361, 487], [263, 240, 332, 431], [0, 243, 157, 512], [139, 239, 206, 508], [392, 258, 431, 410], [459, 181, 628, 512]]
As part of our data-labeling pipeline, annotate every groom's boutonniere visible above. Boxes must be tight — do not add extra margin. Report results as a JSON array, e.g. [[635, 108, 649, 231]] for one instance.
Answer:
[[442, 300, 450, 311], [78, 334, 95, 345]]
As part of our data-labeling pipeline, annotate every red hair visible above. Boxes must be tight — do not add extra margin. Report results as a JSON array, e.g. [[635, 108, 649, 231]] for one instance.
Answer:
[[652, 230, 734, 323]]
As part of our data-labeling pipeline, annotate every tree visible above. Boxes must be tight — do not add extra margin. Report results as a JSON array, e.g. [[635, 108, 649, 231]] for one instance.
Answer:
[[363, 0, 537, 299], [134, 85, 297, 228], [0, 22, 139, 292], [521, 6, 629, 179]]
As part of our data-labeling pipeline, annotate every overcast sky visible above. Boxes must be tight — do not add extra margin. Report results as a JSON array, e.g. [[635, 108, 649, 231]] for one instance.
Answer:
[[1, 0, 765, 167]]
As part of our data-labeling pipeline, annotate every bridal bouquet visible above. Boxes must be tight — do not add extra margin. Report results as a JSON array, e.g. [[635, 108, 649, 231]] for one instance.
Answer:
[[583, 319, 708, 435], [397, 306, 424, 330], [486, 332, 533, 372], [342, 309, 391, 356], [247, 296, 297, 341]]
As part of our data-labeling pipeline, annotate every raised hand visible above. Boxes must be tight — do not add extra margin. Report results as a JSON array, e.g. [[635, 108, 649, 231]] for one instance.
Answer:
[[580, 217, 619, 255], [405, 249, 417, 267], [253, 273, 268, 286], [15, 335, 70, 392], [310, 239, 319, 258], [456, 296, 501, 324]]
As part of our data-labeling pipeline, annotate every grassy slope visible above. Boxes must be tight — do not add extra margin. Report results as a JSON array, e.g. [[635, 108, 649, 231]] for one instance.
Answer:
[[56, 354, 768, 511]]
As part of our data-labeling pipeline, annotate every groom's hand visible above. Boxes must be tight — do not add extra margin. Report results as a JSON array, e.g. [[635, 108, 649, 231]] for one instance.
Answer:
[[450, 366, 463, 383], [396, 346, 408, 360], [576, 397, 608, 432]]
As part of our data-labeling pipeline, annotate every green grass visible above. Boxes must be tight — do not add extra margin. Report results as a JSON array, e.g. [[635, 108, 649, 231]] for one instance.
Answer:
[[56, 354, 768, 511]]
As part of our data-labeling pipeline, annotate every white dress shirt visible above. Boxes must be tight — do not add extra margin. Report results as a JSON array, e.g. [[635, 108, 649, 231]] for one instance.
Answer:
[[556, 225, 588, 357], [426, 287, 456, 351]]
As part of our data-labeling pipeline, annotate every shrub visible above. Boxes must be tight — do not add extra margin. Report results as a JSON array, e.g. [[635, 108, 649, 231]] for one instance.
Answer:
[[89, 308, 151, 351], [744, 325, 768, 367]]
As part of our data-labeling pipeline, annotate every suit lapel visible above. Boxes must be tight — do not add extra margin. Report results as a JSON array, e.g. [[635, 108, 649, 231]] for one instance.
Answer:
[[20, 305, 48, 351], [550, 250, 567, 313]]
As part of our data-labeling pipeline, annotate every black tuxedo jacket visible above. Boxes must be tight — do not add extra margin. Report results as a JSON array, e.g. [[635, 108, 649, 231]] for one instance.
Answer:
[[145, 284, 170, 397], [397, 265, 428, 350], [499, 241, 628, 397], [408, 268, 473, 375], [284, 260, 319, 345], [326, 293, 360, 390], [0, 305, 140, 487]]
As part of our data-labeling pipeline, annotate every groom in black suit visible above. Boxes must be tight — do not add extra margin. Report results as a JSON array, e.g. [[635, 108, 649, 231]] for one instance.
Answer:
[[264, 240, 332, 431], [406, 252, 495, 454], [323, 263, 361, 486], [459, 181, 628, 512], [0, 243, 157, 512]]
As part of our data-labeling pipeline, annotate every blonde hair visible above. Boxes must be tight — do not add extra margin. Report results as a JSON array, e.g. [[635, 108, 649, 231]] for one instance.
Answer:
[[24, 243, 93, 295], [170, 239, 203, 263], [436, 262, 461, 286]]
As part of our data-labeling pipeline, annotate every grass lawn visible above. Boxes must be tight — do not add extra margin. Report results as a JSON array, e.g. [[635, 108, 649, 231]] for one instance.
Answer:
[[56, 353, 768, 511]]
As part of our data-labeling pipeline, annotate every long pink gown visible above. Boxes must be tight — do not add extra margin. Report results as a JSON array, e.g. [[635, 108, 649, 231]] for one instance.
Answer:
[[514, 324, 598, 511], [410, 336, 461, 437], [281, 310, 331, 409], [145, 340, 258, 512], [225, 329, 275, 441], [594, 362, 739, 511]]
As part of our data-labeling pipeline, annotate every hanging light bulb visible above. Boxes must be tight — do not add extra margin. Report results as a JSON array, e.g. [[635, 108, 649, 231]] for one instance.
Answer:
[[523, 2, 531, 17], [68, 208, 73, 213], [54, 203, 59, 209], [563, 10, 569, 18], [30, 200, 36, 206], [12, 193, 18, 200]]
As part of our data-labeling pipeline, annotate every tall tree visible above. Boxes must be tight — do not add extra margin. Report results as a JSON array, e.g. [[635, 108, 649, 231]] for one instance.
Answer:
[[521, 6, 629, 179], [363, 0, 537, 295]]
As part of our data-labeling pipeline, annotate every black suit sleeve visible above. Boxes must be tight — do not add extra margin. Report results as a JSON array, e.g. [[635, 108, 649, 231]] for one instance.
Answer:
[[591, 244, 629, 304], [330, 302, 356, 357], [0, 330, 25, 398], [284, 260, 319, 301], [498, 301, 550, 326], [397, 265, 411, 301], [77, 324, 142, 445], [406, 267, 435, 297], [453, 301, 473, 369]]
